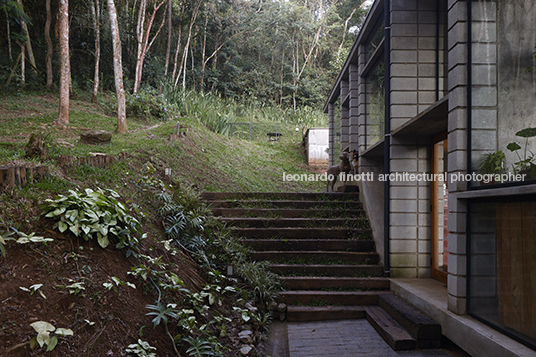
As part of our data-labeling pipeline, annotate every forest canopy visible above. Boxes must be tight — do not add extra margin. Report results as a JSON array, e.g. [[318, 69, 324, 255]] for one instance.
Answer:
[[0, 0, 368, 110]]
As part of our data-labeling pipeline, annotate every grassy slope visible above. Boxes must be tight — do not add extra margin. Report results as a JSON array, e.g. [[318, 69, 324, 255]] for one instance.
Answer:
[[0, 91, 325, 356], [0, 92, 324, 194]]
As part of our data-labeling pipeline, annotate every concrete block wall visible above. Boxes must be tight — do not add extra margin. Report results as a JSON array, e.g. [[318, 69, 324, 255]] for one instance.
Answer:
[[389, 136, 432, 278], [328, 103, 336, 166], [446, 0, 468, 315], [469, 1, 497, 174], [349, 63, 360, 151], [387, 0, 444, 278]]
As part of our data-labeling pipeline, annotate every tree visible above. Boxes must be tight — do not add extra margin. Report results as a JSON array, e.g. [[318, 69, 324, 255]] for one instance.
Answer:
[[45, 0, 53, 90], [133, 0, 167, 93], [106, 0, 127, 133], [90, 0, 101, 102], [54, 0, 69, 129]]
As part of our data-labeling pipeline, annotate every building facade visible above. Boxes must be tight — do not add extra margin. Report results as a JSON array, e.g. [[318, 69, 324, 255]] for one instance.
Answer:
[[325, 0, 536, 355]]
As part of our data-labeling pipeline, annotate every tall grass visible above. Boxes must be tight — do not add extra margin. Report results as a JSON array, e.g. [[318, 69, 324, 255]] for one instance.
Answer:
[[161, 83, 328, 139]]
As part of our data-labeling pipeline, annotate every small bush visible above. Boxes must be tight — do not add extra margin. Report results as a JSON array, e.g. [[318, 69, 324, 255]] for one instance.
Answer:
[[126, 88, 172, 120]]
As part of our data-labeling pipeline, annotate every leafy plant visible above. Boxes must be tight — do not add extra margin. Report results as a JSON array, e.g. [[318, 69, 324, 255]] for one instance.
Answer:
[[507, 127, 536, 177], [236, 261, 281, 306], [478, 150, 506, 175], [29, 321, 73, 352], [126, 88, 173, 121], [41, 188, 145, 253], [103, 276, 136, 291], [20, 284, 46, 299], [126, 339, 157, 357]]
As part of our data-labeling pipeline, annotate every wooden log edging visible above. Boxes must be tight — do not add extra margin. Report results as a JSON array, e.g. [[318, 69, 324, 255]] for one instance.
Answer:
[[0, 165, 50, 190], [59, 152, 127, 170]]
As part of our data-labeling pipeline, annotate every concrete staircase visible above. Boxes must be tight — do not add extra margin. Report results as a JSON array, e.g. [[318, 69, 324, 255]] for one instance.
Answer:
[[202, 192, 442, 351]]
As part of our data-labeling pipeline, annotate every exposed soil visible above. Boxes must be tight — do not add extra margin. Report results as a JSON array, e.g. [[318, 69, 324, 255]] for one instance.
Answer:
[[0, 218, 207, 357]]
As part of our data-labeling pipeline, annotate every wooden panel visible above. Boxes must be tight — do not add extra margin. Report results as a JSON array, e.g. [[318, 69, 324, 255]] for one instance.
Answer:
[[522, 202, 536, 340], [497, 202, 536, 339]]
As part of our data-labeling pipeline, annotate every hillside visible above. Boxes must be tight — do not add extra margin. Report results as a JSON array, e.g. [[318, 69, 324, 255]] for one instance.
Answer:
[[0, 91, 325, 356]]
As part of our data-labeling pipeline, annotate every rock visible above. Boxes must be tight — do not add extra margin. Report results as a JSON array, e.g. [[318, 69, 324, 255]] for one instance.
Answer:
[[279, 312, 286, 322], [276, 303, 287, 312], [240, 345, 253, 356], [238, 330, 254, 344], [268, 301, 278, 311], [245, 302, 258, 313], [80, 130, 112, 145]]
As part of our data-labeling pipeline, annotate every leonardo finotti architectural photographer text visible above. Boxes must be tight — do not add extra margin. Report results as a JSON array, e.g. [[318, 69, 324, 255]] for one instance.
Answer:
[[283, 172, 527, 184]]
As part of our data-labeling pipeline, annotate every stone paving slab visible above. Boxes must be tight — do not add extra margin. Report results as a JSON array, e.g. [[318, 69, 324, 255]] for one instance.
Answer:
[[287, 319, 451, 357]]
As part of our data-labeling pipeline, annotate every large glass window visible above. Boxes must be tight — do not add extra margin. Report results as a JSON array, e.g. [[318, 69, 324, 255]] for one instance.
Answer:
[[471, 0, 536, 186], [469, 197, 536, 349]]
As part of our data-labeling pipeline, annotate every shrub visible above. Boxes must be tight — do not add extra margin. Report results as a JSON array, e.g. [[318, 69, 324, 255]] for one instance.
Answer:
[[126, 88, 172, 120]]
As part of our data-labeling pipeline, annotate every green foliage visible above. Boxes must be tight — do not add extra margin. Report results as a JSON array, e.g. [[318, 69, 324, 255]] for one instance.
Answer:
[[507, 127, 536, 177], [236, 261, 282, 306], [29, 321, 73, 352], [41, 188, 145, 255], [126, 339, 157, 357], [126, 88, 174, 121], [478, 150, 507, 175]]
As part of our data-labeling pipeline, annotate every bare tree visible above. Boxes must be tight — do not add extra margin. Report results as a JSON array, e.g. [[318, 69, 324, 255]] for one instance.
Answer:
[[164, 0, 172, 76], [55, 0, 69, 128], [133, 0, 167, 93], [45, 0, 53, 90], [106, 0, 127, 133], [90, 0, 101, 102]]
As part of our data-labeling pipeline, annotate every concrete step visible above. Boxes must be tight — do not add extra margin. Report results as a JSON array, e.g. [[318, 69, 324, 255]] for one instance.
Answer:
[[378, 293, 442, 349], [268, 264, 384, 277], [241, 239, 375, 252], [286, 305, 366, 322], [364, 306, 417, 351], [278, 290, 386, 306], [280, 276, 390, 290], [212, 208, 366, 218], [201, 192, 360, 201], [219, 217, 354, 228], [231, 227, 372, 239], [207, 200, 363, 209], [251, 251, 379, 264]]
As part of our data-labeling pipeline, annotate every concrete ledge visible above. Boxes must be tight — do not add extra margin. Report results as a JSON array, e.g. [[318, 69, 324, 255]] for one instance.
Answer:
[[390, 278, 536, 357]]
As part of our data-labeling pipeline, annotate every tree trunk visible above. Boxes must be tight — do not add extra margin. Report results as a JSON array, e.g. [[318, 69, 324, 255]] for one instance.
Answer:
[[107, 0, 127, 133], [5, 9, 12, 60], [20, 43, 25, 86], [133, 0, 167, 93], [164, 0, 172, 76], [17, 0, 36, 73], [133, 0, 147, 93], [55, 0, 69, 128], [45, 0, 53, 90], [90, 0, 101, 102]]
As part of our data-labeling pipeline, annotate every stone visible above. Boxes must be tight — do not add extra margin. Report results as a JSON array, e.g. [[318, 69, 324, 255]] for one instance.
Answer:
[[268, 301, 278, 311], [279, 312, 286, 322], [80, 130, 112, 145], [276, 303, 287, 313], [238, 330, 254, 344], [240, 345, 253, 356]]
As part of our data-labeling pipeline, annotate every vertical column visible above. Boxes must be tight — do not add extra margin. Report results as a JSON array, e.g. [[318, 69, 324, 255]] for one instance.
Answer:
[[340, 80, 350, 151], [349, 63, 360, 150], [328, 103, 335, 166], [357, 44, 368, 156], [446, 0, 469, 315]]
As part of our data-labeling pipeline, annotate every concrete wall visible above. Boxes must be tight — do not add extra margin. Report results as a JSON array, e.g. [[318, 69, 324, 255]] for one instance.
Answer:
[[446, 0, 468, 315]]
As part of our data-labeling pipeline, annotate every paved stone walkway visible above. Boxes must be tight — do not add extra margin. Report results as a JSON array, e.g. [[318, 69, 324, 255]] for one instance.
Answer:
[[287, 319, 451, 357]]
